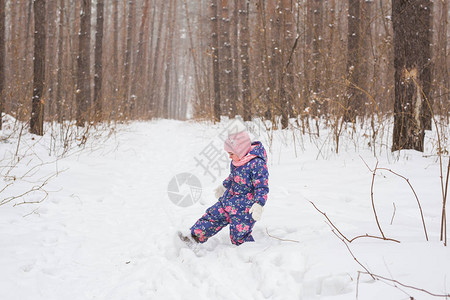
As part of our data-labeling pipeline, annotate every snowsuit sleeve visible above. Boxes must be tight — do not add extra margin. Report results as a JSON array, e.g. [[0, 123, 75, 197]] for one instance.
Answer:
[[222, 162, 234, 189], [223, 174, 232, 189], [250, 158, 269, 206]]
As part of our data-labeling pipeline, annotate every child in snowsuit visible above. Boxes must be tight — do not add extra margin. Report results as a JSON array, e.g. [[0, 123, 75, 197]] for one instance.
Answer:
[[190, 130, 269, 246]]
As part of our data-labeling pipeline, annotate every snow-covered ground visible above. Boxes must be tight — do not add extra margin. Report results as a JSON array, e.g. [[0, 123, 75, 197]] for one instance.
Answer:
[[1, 117, 449, 300]]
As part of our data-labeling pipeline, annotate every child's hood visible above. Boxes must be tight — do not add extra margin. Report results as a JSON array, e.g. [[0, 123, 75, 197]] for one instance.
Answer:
[[249, 141, 267, 162]]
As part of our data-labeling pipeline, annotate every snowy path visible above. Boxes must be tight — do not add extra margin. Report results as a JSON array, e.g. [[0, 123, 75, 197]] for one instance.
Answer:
[[1, 120, 449, 300]]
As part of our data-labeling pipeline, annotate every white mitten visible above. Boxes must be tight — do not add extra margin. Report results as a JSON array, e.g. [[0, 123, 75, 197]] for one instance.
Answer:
[[249, 203, 264, 221], [214, 185, 226, 199]]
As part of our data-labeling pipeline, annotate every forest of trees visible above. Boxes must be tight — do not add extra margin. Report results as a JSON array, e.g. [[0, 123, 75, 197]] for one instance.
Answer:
[[0, 0, 448, 152]]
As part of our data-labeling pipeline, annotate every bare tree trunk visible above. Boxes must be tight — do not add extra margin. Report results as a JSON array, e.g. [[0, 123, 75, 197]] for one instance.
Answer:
[[232, 1, 239, 112], [46, 0, 57, 119], [123, 0, 135, 117], [163, 0, 177, 119], [359, 0, 374, 119], [433, 0, 448, 128], [145, 1, 156, 116], [94, 0, 104, 121], [112, 0, 119, 113], [256, 0, 271, 119], [76, 0, 91, 127], [30, 0, 46, 135], [311, 0, 322, 99], [0, 0, 4, 129], [302, 0, 313, 117], [267, 0, 279, 123], [239, 0, 251, 121], [56, 0, 65, 122], [131, 0, 150, 118], [149, 0, 166, 116], [220, 0, 235, 117], [211, 0, 221, 122], [392, 0, 433, 152], [184, 0, 203, 112], [344, 0, 362, 123], [281, 0, 295, 128]]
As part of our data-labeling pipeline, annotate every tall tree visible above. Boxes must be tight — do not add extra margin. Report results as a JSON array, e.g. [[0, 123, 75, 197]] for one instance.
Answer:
[[311, 0, 323, 98], [148, 0, 166, 116], [94, 0, 104, 121], [46, 0, 57, 117], [239, 0, 251, 121], [345, 0, 362, 123], [0, 0, 4, 129], [434, 0, 448, 127], [30, 0, 46, 135], [131, 0, 150, 117], [183, 0, 203, 114], [123, 0, 135, 116], [220, 0, 235, 117], [163, 0, 177, 119], [211, 0, 221, 122], [392, 0, 433, 152], [56, 0, 65, 122], [76, 0, 91, 126], [112, 0, 119, 107], [280, 0, 295, 128]]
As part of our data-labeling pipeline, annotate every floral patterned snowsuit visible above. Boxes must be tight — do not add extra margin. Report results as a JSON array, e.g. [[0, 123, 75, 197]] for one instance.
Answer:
[[191, 142, 269, 245]]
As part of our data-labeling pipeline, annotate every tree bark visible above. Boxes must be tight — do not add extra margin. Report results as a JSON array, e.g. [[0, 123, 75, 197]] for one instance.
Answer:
[[149, 0, 166, 116], [0, 0, 5, 129], [46, 0, 57, 118], [131, 0, 150, 118], [94, 0, 104, 121], [239, 0, 251, 121], [345, 0, 362, 123], [163, 0, 177, 119], [123, 0, 135, 117], [56, 0, 65, 122], [220, 0, 235, 117], [311, 0, 323, 99], [392, 0, 433, 152], [211, 0, 221, 122], [76, 0, 91, 127], [30, 0, 46, 135], [281, 0, 295, 128], [433, 0, 448, 127]]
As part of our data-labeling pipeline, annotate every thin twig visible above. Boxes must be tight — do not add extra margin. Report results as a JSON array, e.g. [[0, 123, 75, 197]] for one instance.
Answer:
[[390, 202, 396, 225], [442, 158, 450, 246], [359, 272, 450, 298], [265, 228, 300, 243], [308, 200, 400, 243], [360, 156, 429, 241], [370, 161, 386, 239], [329, 228, 376, 280], [376, 166, 429, 241]]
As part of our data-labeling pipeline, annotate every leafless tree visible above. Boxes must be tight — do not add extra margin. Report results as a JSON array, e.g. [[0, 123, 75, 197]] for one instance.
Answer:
[[0, 0, 4, 130], [94, 0, 104, 121], [392, 0, 433, 151], [30, 0, 46, 135], [76, 0, 91, 127]]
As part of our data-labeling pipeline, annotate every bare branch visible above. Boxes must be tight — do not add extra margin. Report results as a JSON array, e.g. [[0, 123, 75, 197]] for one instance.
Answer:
[[265, 228, 300, 243], [359, 272, 450, 298], [308, 200, 400, 243]]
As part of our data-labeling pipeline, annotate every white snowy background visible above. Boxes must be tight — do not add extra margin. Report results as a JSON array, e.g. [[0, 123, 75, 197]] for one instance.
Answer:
[[1, 116, 449, 300]]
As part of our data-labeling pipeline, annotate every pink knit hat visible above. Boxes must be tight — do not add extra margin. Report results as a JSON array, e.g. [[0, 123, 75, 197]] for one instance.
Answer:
[[224, 131, 252, 159]]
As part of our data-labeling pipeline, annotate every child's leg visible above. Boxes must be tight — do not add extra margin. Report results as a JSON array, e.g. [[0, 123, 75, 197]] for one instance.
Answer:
[[190, 201, 230, 243], [229, 211, 256, 246]]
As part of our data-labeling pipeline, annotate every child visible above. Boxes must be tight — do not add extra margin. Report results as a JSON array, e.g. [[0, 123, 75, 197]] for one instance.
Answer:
[[183, 130, 269, 246]]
